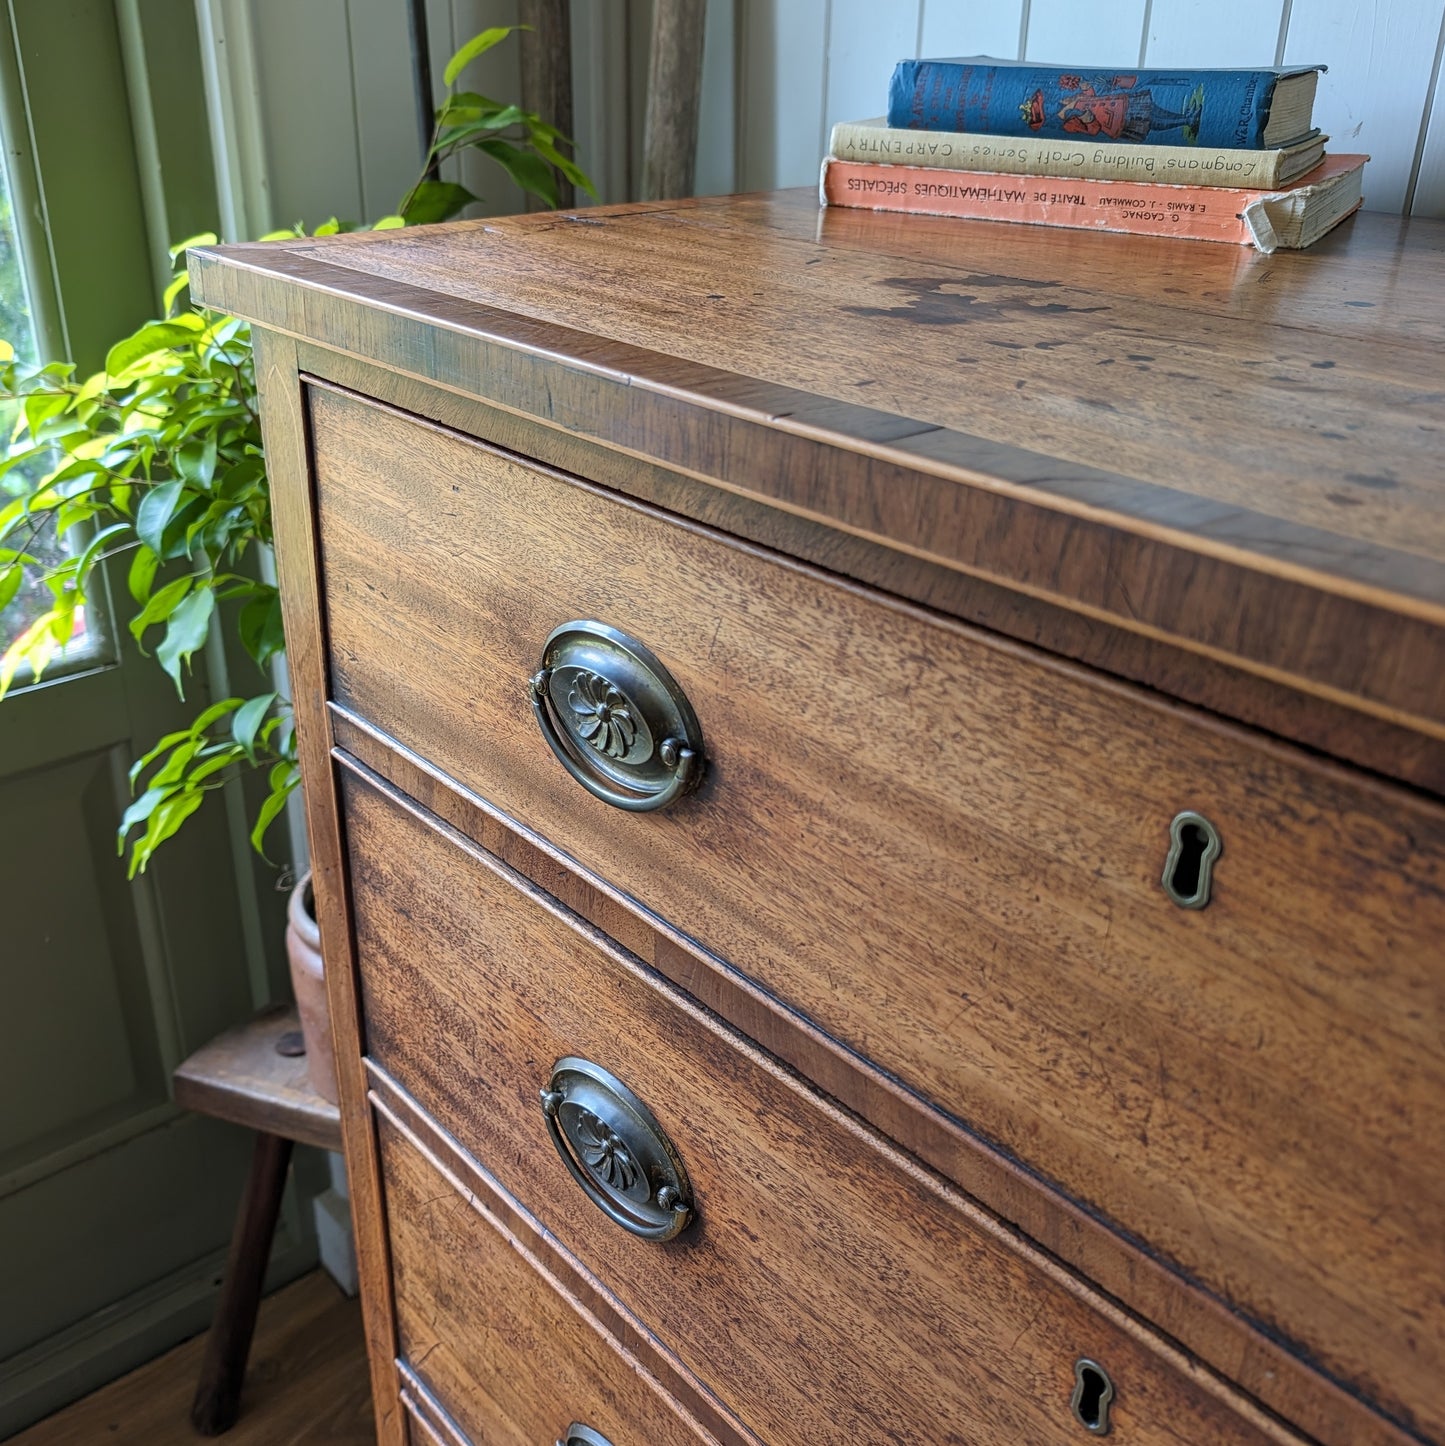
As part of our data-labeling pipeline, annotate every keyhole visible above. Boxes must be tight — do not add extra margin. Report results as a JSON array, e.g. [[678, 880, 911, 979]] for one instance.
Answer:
[[1071, 1358, 1114, 1435], [1162, 810, 1221, 909]]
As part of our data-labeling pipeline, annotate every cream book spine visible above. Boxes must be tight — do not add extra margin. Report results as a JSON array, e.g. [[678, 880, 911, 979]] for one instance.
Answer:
[[828, 118, 1323, 190]]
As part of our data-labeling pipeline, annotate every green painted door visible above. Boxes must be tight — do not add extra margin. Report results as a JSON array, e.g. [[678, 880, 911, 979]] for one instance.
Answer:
[[0, 3, 312, 1432]]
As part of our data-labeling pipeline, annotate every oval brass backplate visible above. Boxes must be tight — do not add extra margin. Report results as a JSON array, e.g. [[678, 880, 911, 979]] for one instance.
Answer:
[[540, 1057, 694, 1242], [530, 620, 705, 812]]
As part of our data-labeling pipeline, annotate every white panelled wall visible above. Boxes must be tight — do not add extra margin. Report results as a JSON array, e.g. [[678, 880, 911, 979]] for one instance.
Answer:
[[739, 0, 1445, 215], [197, 0, 1445, 242], [198, 0, 741, 232]]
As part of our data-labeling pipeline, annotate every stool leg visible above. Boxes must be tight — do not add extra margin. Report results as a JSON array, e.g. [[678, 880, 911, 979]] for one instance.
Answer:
[[190, 1132, 295, 1435]]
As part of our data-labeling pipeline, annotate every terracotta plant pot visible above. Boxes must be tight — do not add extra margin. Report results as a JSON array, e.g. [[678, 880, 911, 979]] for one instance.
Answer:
[[286, 873, 338, 1104]]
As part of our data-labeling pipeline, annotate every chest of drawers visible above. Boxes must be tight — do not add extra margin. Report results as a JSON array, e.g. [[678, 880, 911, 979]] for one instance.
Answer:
[[193, 193, 1445, 1446]]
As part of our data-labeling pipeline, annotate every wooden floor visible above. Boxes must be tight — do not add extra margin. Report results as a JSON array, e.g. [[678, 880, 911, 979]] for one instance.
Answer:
[[13, 1272, 375, 1445]]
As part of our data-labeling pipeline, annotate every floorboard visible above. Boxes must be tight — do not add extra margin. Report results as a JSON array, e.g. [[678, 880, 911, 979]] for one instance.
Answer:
[[12, 1272, 374, 1445]]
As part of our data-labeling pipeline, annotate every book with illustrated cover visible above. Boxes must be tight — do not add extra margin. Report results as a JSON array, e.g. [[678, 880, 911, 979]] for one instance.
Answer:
[[819, 153, 1366, 252], [828, 118, 1327, 189], [888, 57, 1324, 150]]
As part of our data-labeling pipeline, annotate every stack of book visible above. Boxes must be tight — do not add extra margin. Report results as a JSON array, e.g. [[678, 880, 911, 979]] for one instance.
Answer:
[[821, 58, 1366, 251]]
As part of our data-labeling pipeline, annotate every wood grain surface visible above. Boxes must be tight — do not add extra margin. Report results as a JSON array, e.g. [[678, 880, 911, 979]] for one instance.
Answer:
[[311, 382, 1445, 1443], [642, 0, 707, 201], [376, 1066, 763, 1446], [11, 1274, 371, 1446], [517, 0, 573, 212], [172, 1004, 342, 1153], [341, 764, 1304, 1446], [378, 1113, 723, 1446], [400, 1367, 474, 1446], [330, 704, 1417, 1446], [250, 331, 404, 1446], [299, 342, 1445, 796], [189, 194, 1445, 741]]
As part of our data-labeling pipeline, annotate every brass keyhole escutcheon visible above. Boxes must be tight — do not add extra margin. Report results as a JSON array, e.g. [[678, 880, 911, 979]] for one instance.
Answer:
[[1071, 1358, 1114, 1434], [1162, 810, 1221, 909]]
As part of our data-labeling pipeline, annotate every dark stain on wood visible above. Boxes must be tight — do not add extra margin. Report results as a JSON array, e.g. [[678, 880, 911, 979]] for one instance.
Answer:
[[843, 275, 1110, 325]]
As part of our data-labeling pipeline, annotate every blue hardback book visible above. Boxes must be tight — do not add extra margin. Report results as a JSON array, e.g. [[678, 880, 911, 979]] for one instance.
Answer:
[[887, 57, 1324, 150]]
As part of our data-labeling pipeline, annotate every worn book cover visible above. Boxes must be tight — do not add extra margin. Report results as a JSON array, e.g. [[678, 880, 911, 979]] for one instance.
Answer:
[[820, 153, 1366, 251], [888, 57, 1323, 150]]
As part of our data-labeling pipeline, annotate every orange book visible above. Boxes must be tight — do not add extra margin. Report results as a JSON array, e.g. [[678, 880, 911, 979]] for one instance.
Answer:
[[820, 153, 1366, 251]]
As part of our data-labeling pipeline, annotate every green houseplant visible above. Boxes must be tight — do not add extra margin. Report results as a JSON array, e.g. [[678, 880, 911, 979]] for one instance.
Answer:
[[0, 26, 592, 881]]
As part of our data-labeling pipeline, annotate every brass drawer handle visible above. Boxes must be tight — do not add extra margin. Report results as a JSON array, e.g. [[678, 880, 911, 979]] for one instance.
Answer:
[[558, 1428, 616, 1446], [540, 1057, 694, 1242], [558, 1427, 615, 1446], [530, 620, 704, 812]]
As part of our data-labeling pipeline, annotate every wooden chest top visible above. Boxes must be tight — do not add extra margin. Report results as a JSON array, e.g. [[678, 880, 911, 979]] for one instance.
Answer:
[[193, 193, 1445, 755]]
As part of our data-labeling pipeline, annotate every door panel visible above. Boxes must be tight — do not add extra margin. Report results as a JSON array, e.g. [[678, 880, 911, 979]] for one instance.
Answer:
[[0, 749, 161, 1160], [0, 1, 310, 1433]]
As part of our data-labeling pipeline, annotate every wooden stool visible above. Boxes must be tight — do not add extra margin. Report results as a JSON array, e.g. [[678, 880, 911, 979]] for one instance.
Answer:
[[173, 1004, 343, 1435]]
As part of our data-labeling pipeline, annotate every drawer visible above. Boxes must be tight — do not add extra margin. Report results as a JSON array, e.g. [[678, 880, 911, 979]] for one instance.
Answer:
[[313, 382, 1445, 1437], [378, 1106, 717, 1446], [343, 762, 1297, 1446]]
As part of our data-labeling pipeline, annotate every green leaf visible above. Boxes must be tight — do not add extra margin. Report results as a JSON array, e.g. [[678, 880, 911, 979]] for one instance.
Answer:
[[118, 783, 174, 842], [135, 480, 185, 555], [371, 214, 406, 230], [146, 736, 200, 792], [129, 574, 191, 648], [0, 563, 20, 612], [127, 544, 159, 604], [155, 585, 214, 695], [73, 521, 130, 582], [170, 498, 212, 561], [128, 726, 192, 788], [249, 760, 299, 859], [477, 138, 558, 207], [23, 392, 70, 439], [168, 232, 218, 263], [442, 25, 516, 86], [1, 612, 55, 694], [162, 271, 190, 316], [232, 691, 277, 761], [175, 434, 219, 490], [0, 496, 28, 542], [185, 747, 243, 787], [55, 496, 101, 536], [400, 179, 476, 226], [105, 319, 204, 378], [437, 92, 500, 126], [190, 501, 248, 557], [127, 789, 206, 877], [189, 695, 244, 736], [434, 108, 528, 151], [531, 134, 597, 197], [238, 589, 284, 667]]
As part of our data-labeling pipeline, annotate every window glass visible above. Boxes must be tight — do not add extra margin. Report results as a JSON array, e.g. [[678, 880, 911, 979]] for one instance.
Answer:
[[0, 152, 105, 677]]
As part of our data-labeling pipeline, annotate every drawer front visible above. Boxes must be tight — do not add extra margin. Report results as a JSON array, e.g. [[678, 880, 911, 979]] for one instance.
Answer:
[[344, 764, 1295, 1446], [378, 1107, 715, 1446], [313, 384, 1445, 1437]]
